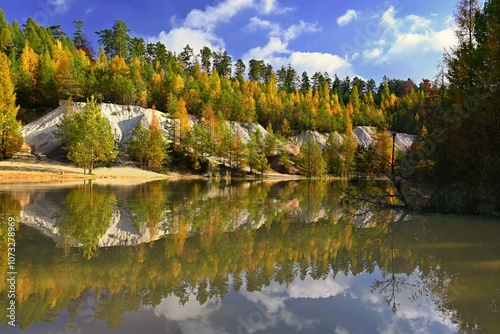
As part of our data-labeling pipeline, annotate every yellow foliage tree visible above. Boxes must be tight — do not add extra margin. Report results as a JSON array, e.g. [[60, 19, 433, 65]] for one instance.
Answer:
[[174, 97, 190, 145], [0, 52, 19, 116]]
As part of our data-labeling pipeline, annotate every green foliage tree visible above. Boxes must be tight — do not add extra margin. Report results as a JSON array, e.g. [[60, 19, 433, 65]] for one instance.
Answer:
[[324, 132, 342, 176], [0, 110, 23, 159], [129, 114, 169, 172], [57, 185, 117, 259], [297, 136, 327, 177], [57, 97, 117, 173], [248, 128, 267, 174], [128, 122, 150, 168]]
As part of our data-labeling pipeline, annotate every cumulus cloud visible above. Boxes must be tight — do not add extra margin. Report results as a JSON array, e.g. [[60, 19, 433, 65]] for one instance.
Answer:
[[244, 18, 350, 76], [151, 0, 255, 53], [358, 5, 457, 78], [289, 52, 352, 76], [184, 0, 254, 31], [248, 17, 320, 42], [157, 27, 225, 54], [337, 9, 359, 26], [258, 0, 293, 14]]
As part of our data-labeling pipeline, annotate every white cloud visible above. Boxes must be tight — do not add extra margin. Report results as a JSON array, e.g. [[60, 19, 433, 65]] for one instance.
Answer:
[[244, 18, 345, 76], [157, 27, 225, 54], [381, 6, 398, 29], [258, 0, 293, 14], [184, 0, 254, 31], [358, 5, 457, 78], [244, 36, 289, 59], [363, 47, 383, 61], [247, 17, 282, 36], [283, 21, 321, 41], [289, 52, 352, 76], [337, 9, 359, 26], [248, 17, 320, 42], [151, 0, 256, 54], [49, 0, 72, 14]]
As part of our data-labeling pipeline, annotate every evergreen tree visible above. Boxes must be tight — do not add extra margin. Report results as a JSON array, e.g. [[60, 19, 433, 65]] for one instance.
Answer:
[[199, 46, 212, 73]]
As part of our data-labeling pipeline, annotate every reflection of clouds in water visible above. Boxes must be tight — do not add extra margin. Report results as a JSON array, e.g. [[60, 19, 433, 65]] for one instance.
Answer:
[[335, 326, 350, 334], [237, 273, 350, 333], [150, 269, 457, 334], [153, 295, 228, 334], [357, 272, 457, 334]]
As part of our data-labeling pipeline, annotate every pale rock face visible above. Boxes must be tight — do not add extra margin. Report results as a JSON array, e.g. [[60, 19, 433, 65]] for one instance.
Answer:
[[22, 102, 415, 157], [22, 103, 168, 155]]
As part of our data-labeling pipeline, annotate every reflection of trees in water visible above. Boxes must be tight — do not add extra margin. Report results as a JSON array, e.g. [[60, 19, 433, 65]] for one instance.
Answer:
[[0, 192, 22, 292], [370, 216, 436, 313], [128, 181, 170, 242], [2, 181, 500, 332], [55, 183, 117, 259]]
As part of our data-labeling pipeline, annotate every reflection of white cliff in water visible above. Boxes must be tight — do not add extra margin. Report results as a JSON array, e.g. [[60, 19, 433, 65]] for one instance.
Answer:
[[17, 180, 408, 249]]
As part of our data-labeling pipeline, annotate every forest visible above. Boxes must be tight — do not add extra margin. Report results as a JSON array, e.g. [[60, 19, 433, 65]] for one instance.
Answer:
[[0, 0, 499, 213]]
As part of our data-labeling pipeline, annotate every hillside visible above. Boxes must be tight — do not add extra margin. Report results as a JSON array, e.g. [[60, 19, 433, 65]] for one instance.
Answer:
[[21, 102, 415, 167]]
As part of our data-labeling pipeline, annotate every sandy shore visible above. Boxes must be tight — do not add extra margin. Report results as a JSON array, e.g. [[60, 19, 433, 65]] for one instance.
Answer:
[[0, 161, 172, 184]]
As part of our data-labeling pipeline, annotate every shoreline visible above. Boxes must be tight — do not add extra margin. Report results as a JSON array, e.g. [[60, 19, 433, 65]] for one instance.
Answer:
[[0, 161, 172, 184], [0, 161, 306, 185]]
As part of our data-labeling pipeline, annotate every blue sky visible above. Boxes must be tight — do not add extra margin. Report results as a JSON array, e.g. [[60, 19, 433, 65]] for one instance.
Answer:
[[2, 0, 460, 84]]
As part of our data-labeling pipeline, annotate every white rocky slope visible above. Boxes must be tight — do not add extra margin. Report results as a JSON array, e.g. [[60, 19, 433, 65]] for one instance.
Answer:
[[22, 102, 415, 157], [22, 102, 169, 155]]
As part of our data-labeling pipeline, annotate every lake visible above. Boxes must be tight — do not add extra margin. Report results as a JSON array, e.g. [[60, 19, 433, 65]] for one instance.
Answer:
[[1, 180, 499, 333]]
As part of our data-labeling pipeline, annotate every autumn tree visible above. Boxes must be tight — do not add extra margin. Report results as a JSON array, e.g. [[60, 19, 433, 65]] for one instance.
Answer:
[[0, 52, 19, 116], [454, 0, 481, 46], [173, 97, 190, 146], [57, 97, 117, 173], [0, 52, 22, 159], [147, 113, 169, 172]]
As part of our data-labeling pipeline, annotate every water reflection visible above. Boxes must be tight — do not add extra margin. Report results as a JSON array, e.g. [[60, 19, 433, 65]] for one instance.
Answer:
[[0, 180, 499, 333]]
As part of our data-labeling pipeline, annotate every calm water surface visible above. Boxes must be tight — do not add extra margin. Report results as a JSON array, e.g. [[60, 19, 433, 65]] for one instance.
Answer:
[[0, 180, 499, 333]]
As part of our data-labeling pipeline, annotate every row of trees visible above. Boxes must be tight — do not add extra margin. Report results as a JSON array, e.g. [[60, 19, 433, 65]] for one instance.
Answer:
[[0, 10, 436, 136], [1, 0, 498, 212]]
